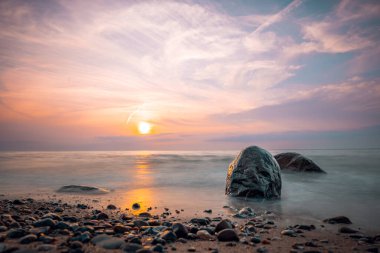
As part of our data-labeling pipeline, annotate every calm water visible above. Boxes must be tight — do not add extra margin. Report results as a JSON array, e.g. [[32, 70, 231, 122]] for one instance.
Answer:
[[0, 149, 379, 231]]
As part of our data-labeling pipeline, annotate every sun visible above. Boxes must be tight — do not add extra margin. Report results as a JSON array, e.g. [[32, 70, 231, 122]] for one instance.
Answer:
[[138, 121, 152, 135]]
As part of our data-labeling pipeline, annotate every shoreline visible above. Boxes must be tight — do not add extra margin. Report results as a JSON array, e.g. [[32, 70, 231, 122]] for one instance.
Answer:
[[0, 195, 379, 253]]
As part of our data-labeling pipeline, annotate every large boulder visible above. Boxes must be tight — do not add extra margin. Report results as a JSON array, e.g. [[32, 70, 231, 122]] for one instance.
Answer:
[[274, 152, 326, 173], [225, 146, 281, 199]]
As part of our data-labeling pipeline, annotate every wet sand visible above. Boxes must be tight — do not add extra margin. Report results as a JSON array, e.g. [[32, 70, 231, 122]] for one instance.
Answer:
[[0, 194, 379, 253]]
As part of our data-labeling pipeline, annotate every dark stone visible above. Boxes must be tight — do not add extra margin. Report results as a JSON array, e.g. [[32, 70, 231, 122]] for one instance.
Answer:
[[12, 199, 25, 205], [132, 203, 141, 210], [256, 247, 268, 253], [339, 227, 358, 234], [107, 204, 117, 210], [57, 185, 110, 194], [96, 212, 109, 220], [323, 216, 352, 224], [160, 230, 177, 242], [7, 228, 28, 238], [172, 223, 188, 238], [274, 152, 326, 173], [251, 237, 261, 243], [190, 218, 209, 225], [123, 243, 143, 253], [136, 250, 153, 253], [138, 212, 152, 218], [151, 244, 164, 252], [33, 218, 56, 227], [225, 146, 281, 199], [114, 225, 129, 234], [19, 234, 37, 244], [215, 219, 233, 233], [133, 220, 149, 227], [217, 229, 239, 242], [55, 221, 71, 230]]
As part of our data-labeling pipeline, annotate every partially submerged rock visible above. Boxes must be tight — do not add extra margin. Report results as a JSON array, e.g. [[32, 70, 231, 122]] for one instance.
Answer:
[[57, 185, 110, 194], [225, 146, 282, 199], [274, 152, 326, 173]]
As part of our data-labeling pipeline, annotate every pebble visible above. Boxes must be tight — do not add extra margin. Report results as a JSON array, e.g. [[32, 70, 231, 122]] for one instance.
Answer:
[[160, 230, 177, 242], [251, 237, 261, 244], [281, 229, 296, 236], [70, 241, 83, 249], [37, 244, 56, 251], [215, 219, 233, 233], [187, 247, 196, 252], [96, 212, 109, 220], [151, 244, 165, 252], [217, 229, 239, 242], [138, 212, 152, 218], [339, 227, 358, 234], [19, 234, 37, 244], [196, 230, 214, 240], [33, 218, 56, 227], [7, 228, 28, 238], [256, 247, 268, 253], [190, 218, 209, 225], [98, 238, 126, 249], [204, 209, 212, 213], [132, 203, 141, 210], [136, 249, 154, 253], [323, 216, 352, 224], [172, 223, 188, 238], [123, 243, 143, 252], [107, 204, 117, 210]]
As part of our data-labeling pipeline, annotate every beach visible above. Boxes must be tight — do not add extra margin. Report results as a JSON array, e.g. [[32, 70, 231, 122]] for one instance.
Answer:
[[0, 150, 380, 252], [0, 195, 379, 253]]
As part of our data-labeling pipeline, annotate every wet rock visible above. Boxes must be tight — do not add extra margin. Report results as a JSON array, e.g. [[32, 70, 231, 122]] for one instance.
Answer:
[[151, 244, 164, 252], [172, 223, 188, 238], [217, 229, 239, 242], [107, 204, 117, 210], [123, 243, 143, 253], [339, 227, 358, 234], [70, 241, 83, 249], [274, 152, 325, 173], [190, 218, 209, 226], [114, 225, 130, 234], [204, 209, 212, 213], [281, 229, 296, 236], [57, 185, 110, 194], [160, 230, 177, 242], [138, 212, 152, 218], [7, 228, 28, 238], [132, 203, 141, 210], [96, 212, 109, 220], [37, 244, 56, 251], [134, 220, 149, 227], [91, 234, 111, 244], [197, 230, 214, 240], [295, 224, 316, 231], [225, 146, 281, 198], [98, 238, 126, 249], [323, 216, 352, 224], [0, 226, 7, 232], [33, 218, 56, 227], [38, 235, 55, 244], [55, 221, 71, 230], [19, 234, 37, 244], [187, 247, 196, 252], [251, 237, 261, 244], [234, 207, 255, 218], [136, 249, 153, 253], [215, 220, 233, 233], [256, 247, 268, 253]]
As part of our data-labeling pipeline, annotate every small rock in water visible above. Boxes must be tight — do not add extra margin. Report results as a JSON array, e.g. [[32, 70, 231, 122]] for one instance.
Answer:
[[132, 203, 141, 210], [187, 247, 196, 252], [251, 237, 261, 244], [323, 216, 352, 224], [196, 230, 214, 240], [190, 218, 209, 226], [57, 185, 110, 194], [217, 229, 239, 242], [204, 209, 212, 213], [37, 244, 56, 252], [339, 227, 358, 234], [107, 204, 117, 210], [256, 247, 268, 253]]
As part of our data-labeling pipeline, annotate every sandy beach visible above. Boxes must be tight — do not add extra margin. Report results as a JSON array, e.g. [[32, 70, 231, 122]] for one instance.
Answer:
[[0, 195, 379, 253]]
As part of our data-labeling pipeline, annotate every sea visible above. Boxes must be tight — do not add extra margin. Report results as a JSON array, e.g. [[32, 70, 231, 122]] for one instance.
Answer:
[[0, 149, 379, 232]]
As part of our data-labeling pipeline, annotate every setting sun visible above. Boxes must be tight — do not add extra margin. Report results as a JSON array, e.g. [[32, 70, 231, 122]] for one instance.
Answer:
[[138, 121, 152, 135]]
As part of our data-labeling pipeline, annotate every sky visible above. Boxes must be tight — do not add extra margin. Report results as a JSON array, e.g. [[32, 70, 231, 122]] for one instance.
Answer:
[[0, 0, 380, 151]]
